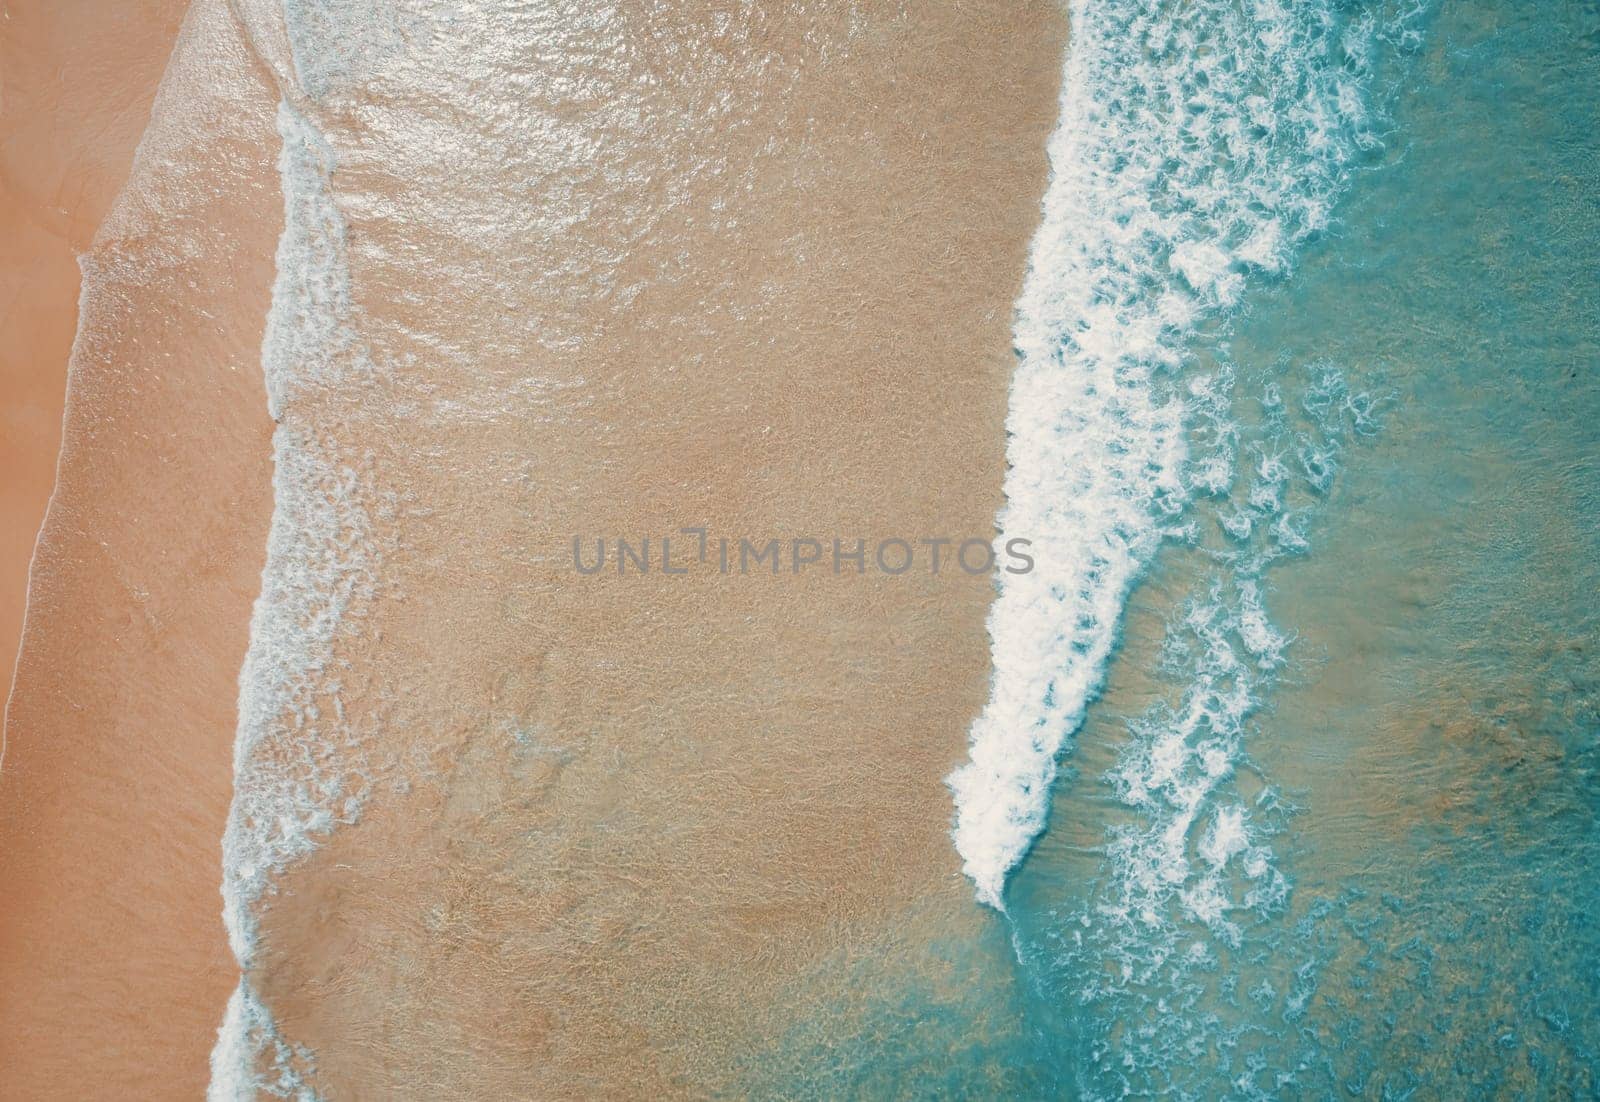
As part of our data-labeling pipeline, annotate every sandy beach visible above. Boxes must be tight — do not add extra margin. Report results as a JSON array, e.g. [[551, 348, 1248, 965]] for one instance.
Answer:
[[225, 0, 1067, 1093], [0, 0, 191, 720], [0, 1, 282, 1095], [3, 0, 1066, 1096]]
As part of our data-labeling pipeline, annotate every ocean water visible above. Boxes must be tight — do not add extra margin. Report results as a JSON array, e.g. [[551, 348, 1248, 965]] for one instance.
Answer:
[[1001, 0, 1600, 1090], [768, 0, 1597, 1096], [948, 0, 1420, 909]]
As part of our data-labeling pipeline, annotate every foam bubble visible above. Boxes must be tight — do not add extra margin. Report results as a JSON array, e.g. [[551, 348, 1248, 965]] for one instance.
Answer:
[[948, 0, 1401, 910], [208, 980, 320, 1101], [211, 100, 385, 1096], [281, 0, 431, 101]]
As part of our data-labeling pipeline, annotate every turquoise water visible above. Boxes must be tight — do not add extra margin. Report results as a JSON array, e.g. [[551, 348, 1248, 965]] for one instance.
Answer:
[[752, 0, 1598, 1096], [1008, 0, 1600, 1094]]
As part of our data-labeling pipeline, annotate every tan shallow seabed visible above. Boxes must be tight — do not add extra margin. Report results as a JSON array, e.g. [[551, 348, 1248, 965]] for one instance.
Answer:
[[5, 0, 1066, 1096]]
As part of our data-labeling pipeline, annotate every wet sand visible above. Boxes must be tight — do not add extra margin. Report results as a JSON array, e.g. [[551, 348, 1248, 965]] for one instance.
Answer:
[[0, 1, 283, 1096], [0, 212, 77, 685], [0, 0, 190, 730], [229, 1, 1068, 1095], [5, 0, 1069, 1095]]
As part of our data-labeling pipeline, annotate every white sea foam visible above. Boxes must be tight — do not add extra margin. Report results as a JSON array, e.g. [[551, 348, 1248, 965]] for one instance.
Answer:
[[1102, 578, 1288, 951], [280, 0, 430, 100], [221, 98, 380, 963], [210, 100, 382, 1099], [949, 0, 1398, 909], [208, 981, 319, 1102]]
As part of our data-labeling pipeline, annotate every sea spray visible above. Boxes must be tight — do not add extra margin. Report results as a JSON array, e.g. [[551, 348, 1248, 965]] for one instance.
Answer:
[[949, 0, 1414, 910]]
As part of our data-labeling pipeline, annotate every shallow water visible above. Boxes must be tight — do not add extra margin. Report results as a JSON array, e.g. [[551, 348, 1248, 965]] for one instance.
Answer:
[[761, 0, 1598, 1096], [208, 1, 1066, 1096], [1022, 0, 1600, 1096]]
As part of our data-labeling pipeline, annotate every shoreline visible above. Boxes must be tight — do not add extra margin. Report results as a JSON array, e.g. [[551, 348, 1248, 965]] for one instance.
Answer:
[[224, 0, 1069, 1094], [3, 0, 1070, 1094], [0, 1, 285, 1094], [0, 0, 191, 739]]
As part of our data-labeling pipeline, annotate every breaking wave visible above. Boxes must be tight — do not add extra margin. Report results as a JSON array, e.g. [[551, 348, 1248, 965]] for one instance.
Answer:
[[949, 0, 1425, 909]]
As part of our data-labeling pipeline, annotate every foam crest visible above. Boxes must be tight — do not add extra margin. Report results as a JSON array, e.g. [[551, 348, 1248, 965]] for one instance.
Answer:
[[1040, 351, 1397, 1092], [207, 981, 319, 1102], [212, 100, 386, 1097], [222, 99, 382, 962], [259, 102, 368, 417], [222, 428, 385, 960], [949, 0, 1402, 909]]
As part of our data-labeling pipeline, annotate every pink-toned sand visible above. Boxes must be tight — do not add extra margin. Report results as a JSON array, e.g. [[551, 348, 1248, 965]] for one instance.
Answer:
[[1, 2, 284, 1095], [1, 1, 190, 713]]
